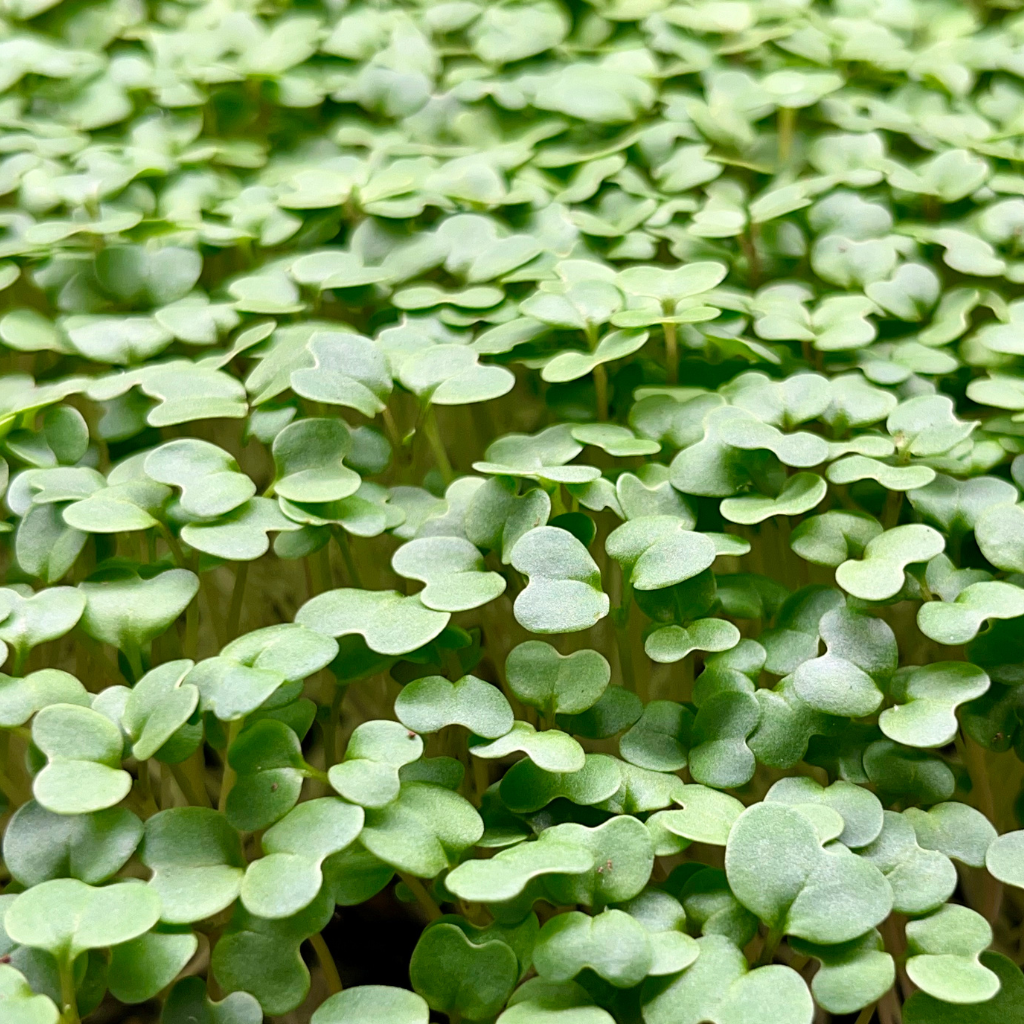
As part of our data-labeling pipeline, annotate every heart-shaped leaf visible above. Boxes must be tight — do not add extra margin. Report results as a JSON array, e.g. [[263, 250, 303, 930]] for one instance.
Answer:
[[410, 920, 519, 1021], [0, 963, 59, 1024], [272, 418, 360, 504], [880, 663, 990, 748], [468, 720, 581, 774], [107, 928, 198, 1004], [571, 424, 660, 457], [506, 642, 610, 717], [537, 815, 653, 908], [399, 345, 514, 405], [789, 930, 894, 1015], [123, 660, 199, 761], [619, 701, 693, 772], [140, 807, 246, 924], [358, 782, 483, 877], [533, 909, 652, 988], [162, 977, 262, 1024], [241, 798, 363, 918], [606, 516, 716, 590], [144, 440, 255, 519], [392, 536, 506, 612], [905, 903, 999, 1004], [687, 691, 759, 789], [905, 802, 996, 868], [395, 674, 514, 738], [4, 878, 161, 959], [642, 934, 813, 1024], [3, 801, 141, 887], [765, 777, 884, 849], [311, 986, 429, 1024], [297, 589, 450, 656], [212, 889, 334, 1015], [32, 703, 131, 814], [791, 511, 883, 567], [510, 527, 609, 633], [646, 785, 744, 846], [720, 473, 827, 526], [182, 497, 301, 561], [541, 329, 648, 384], [645, 619, 742, 665], [499, 753, 622, 814], [474, 426, 601, 486], [918, 583, 1024, 645], [79, 568, 198, 652], [857, 810, 956, 916], [224, 721, 309, 832], [328, 721, 423, 809], [0, 587, 85, 668], [464, 478, 551, 564], [792, 605, 896, 717], [672, 867, 759, 948], [985, 829, 1024, 889], [904, 952, 1024, 1024], [836, 525, 945, 602], [497, 979, 614, 1023], [446, 831, 595, 905], [863, 741, 955, 808], [290, 332, 392, 416], [725, 802, 892, 944], [0, 668, 89, 727], [826, 455, 935, 494]]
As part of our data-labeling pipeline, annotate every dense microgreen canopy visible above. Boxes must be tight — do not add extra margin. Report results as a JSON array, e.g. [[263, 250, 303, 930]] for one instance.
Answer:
[[2, 0, 1024, 1022]]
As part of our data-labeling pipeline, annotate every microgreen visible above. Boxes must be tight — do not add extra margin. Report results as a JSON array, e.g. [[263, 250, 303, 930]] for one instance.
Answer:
[[2, 1, 1024, 1022]]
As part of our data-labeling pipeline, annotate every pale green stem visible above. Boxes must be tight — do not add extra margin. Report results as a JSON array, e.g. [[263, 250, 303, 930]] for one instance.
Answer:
[[124, 642, 144, 684], [881, 488, 904, 529], [663, 322, 678, 385], [473, 757, 489, 804], [58, 955, 79, 1024], [218, 719, 243, 813], [302, 763, 330, 784], [777, 106, 796, 165], [593, 364, 609, 421], [323, 683, 345, 769], [158, 522, 187, 568], [137, 758, 156, 812], [183, 554, 201, 659], [616, 621, 636, 693], [854, 1003, 877, 1024], [422, 404, 454, 485], [11, 646, 27, 677], [398, 871, 443, 921], [957, 731, 1002, 921], [0, 762, 22, 806], [170, 757, 210, 808], [309, 931, 343, 995], [226, 560, 249, 641], [381, 405, 404, 453], [756, 926, 783, 966], [317, 543, 334, 593], [332, 527, 363, 589]]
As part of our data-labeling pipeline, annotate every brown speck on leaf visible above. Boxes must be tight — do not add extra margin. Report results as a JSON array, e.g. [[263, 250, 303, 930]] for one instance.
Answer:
[[270, 783, 278, 791]]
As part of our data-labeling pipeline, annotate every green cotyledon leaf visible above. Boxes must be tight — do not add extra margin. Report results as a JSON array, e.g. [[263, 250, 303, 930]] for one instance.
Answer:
[[510, 526, 609, 633], [725, 803, 892, 945]]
